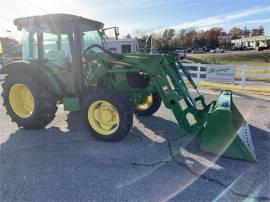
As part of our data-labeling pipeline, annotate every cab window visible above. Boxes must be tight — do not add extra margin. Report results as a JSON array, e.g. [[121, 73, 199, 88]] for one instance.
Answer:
[[83, 30, 103, 52], [22, 29, 72, 65], [22, 30, 38, 60], [43, 33, 71, 63]]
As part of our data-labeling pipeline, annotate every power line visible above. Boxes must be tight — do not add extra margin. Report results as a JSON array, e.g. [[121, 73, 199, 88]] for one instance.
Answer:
[[24, 0, 49, 14]]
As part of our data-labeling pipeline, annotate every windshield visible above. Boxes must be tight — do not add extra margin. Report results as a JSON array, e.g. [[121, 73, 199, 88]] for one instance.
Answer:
[[83, 30, 104, 52]]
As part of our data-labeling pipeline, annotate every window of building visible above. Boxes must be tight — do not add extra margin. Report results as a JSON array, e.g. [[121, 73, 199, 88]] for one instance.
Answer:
[[121, 44, 131, 53], [109, 48, 117, 53]]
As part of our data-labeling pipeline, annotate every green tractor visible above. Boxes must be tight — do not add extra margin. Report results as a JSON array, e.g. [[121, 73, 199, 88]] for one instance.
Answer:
[[1, 14, 256, 161]]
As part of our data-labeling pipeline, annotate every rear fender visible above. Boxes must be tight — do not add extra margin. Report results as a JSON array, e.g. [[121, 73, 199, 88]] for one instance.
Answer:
[[0, 61, 64, 97]]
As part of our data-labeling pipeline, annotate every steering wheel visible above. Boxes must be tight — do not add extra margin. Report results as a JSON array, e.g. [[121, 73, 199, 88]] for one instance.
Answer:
[[83, 44, 106, 56], [83, 44, 124, 60]]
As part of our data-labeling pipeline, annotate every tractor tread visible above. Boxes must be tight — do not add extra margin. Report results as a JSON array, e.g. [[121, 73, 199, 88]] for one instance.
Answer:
[[134, 92, 161, 116], [82, 90, 133, 142], [1, 72, 58, 129]]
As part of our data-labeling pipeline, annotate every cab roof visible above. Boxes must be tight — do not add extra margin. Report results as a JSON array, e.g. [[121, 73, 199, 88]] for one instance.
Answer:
[[14, 14, 104, 33]]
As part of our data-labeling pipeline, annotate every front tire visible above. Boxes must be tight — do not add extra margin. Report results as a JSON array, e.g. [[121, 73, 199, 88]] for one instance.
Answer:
[[82, 91, 133, 142], [134, 92, 161, 116], [1, 72, 58, 129]]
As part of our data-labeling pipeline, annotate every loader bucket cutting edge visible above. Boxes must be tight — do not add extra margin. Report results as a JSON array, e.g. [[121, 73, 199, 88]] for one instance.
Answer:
[[200, 91, 256, 161]]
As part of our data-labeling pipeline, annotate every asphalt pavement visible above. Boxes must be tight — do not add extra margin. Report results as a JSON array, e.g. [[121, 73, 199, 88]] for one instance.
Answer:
[[1, 84, 270, 202]]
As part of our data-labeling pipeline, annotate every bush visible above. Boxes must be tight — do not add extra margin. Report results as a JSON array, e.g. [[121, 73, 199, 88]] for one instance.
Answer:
[[187, 50, 270, 65]]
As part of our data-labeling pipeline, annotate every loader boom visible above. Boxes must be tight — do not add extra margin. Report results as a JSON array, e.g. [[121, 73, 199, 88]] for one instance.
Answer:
[[100, 53, 257, 161], [112, 54, 207, 135]]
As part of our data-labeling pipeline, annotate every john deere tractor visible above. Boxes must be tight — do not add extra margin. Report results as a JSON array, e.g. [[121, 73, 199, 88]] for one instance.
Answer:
[[0, 14, 256, 161]]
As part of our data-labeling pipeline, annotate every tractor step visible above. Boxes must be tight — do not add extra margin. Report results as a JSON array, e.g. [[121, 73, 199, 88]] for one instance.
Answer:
[[63, 97, 81, 111]]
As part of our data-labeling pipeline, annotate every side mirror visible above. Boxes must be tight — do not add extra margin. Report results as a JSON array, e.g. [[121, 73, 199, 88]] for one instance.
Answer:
[[17, 25, 22, 31], [114, 27, 119, 40], [101, 29, 105, 36], [145, 35, 152, 53], [102, 26, 120, 40]]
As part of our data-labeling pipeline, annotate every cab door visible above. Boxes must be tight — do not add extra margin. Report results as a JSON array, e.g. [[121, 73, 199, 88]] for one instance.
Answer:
[[42, 32, 76, 94]]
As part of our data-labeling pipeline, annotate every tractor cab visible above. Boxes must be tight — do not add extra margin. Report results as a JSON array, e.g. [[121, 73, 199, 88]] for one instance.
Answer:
[[14, 14, 105, 93], [15, 14, 105, 61]]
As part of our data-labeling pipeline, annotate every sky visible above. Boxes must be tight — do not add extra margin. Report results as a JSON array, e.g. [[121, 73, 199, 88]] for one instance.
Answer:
[[0, 0, 270, 40]]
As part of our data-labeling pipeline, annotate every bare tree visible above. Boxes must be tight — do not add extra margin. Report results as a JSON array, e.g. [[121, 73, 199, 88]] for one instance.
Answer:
[[126, 34, 132, 39], [0, 37, 21, 57], [251, 26, 264, 36], [229, 27, 244, 39], [204, 27, 224, 48]]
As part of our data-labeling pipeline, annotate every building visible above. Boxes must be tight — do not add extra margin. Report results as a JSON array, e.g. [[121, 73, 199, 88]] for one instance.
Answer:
[[231, 36, 270, 50], [0, 42, 3, 55], [0, 42, 4, 67], [106, 38, 140, 53]]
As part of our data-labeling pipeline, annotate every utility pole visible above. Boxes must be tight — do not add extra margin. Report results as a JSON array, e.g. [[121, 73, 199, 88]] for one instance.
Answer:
[[6, 30, 12, 38]]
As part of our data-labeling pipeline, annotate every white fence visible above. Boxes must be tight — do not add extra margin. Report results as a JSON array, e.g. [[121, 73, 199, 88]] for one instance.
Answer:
[[181, 63, 270, 89], [0, 56, 12, 66], [0, 56, 6, 65]]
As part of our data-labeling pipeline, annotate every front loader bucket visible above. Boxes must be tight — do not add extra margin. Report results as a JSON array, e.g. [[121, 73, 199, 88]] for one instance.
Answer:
[[200, 91, 256, 161]]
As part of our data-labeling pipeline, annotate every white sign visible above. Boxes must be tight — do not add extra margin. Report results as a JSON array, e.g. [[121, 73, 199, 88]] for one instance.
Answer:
[[206, 66, 235, 83]]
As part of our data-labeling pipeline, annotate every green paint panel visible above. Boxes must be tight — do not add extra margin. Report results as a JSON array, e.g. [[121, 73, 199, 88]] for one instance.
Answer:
[[63, 97, 80, 112], [200, 91, 256, 161]]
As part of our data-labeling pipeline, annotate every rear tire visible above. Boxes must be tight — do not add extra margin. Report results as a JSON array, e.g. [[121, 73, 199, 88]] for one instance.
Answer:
[[82, 90, 133, 142], [1, 72, 58, 129], [134, 92, 161, 116]]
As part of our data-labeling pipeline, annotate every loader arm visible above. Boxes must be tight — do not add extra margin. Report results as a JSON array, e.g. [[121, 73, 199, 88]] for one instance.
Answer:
[[87, 52, 256, 161], [120, 54, 207, 135], [118, 54, 256, 161]]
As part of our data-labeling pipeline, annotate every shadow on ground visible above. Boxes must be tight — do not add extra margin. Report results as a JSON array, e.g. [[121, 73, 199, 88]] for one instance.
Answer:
[[1, 112, 270, 201]]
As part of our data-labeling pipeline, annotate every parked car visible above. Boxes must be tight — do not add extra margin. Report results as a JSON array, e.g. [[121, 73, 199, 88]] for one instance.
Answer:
[[216, 48, 225, 53], [185, 48, 192, 53], [175, 49, 186, 60], [192, 48, 205, 54], [203, 47, 210, 52], [210, 48, 225, 53]]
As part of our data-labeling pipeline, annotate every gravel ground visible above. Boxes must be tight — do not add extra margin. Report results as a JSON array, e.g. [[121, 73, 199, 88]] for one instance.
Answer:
[[1, 84, 270, 202]]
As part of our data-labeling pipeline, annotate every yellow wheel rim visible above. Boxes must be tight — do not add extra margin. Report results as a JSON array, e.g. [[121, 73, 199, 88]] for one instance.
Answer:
[[9, 84, 35, 118], [136, 94, 153, 111], [88, 100, 120, 135]]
